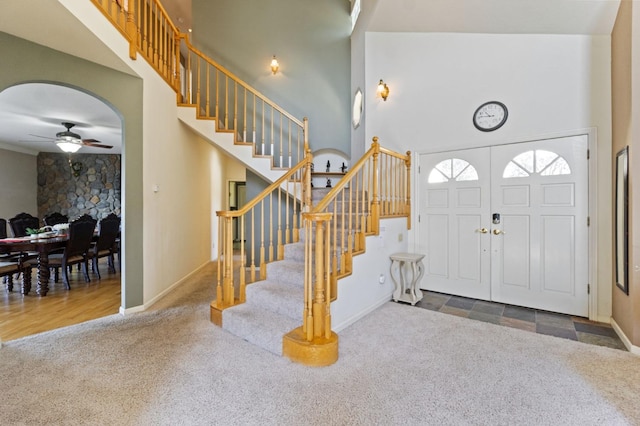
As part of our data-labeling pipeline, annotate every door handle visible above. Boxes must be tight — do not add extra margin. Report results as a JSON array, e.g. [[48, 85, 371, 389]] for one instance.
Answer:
[[492, 229, 506, 235], [476, 228, 489, 234]]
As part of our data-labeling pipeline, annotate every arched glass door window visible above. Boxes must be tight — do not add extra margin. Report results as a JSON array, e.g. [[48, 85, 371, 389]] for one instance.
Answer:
[[503, 150, 571, 178], [428, 158, 479, 183]]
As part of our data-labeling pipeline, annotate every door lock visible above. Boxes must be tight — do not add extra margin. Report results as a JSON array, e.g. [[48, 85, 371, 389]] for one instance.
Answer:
[[492, 229, 505, 235], [476, 228, 489, 234]]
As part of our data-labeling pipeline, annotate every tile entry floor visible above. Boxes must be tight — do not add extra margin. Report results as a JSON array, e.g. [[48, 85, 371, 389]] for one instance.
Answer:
[[414, 291, 627, 351]]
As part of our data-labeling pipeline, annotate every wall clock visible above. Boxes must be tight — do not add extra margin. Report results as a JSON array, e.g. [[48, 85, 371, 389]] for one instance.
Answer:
[[352, 88, 363, 129], [473, 101, 508, 132]]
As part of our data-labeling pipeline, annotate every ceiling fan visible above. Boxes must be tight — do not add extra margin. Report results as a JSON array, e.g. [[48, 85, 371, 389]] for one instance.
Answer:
[[27, 122, 113, 153]]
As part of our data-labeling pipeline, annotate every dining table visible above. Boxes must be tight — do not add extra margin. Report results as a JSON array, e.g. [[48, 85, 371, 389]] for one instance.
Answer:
[[0, 234, 68, 296]]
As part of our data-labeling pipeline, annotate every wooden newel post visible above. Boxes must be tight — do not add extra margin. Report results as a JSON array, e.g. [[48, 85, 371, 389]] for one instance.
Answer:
[[405, 151, 412, 230], [371, 137, 381, 235], [302, 212, 332, 341], [304, 148, 313, 211], [223, 215, 234, 306], [125, 0, 137, 59]]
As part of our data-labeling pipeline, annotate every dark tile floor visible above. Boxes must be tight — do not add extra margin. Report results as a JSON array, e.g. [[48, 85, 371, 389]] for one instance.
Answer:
[[414, 291, 627, 351]]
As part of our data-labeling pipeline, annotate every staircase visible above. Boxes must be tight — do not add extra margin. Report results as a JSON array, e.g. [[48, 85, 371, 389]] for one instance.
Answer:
[[90, 0, 413, 366], [221, 188, 329, 355]]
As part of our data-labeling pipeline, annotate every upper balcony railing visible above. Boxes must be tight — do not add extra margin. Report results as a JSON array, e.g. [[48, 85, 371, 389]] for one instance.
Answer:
[[91, 0, 307, 169]]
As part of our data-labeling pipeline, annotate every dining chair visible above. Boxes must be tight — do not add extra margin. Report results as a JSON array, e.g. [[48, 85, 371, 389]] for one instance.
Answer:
[[0, 260, 28, 293], [88, 213, 120, 279], [43, 212, 69, 227], [25, 214, 97, 290], [0, 218, 7, 239], [8, 212, 40, 237]]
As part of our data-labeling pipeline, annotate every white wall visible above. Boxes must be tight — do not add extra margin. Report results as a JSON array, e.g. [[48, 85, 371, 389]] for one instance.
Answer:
[[62, 1, 239, 308], [333, 217, 408, 330], [0, 147, 37, 223], [364, 32, 613, 320]]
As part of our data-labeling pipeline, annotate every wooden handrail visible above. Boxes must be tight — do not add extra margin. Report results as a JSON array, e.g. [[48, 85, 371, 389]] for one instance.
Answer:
[[211, 151, 313, 323], [91, 0, 306, 170], [179, 35, 304, 128], [216, 152, 309, 218], [289, 137, 411, 350]]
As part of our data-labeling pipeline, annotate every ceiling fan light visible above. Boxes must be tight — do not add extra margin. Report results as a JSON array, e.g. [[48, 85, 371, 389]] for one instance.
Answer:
[[56, 140, 82, 153]]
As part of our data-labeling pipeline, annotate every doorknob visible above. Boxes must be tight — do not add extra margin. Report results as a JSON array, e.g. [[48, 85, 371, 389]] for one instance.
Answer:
[[476, 228, 489, 234], [492, 229, 506, 235]]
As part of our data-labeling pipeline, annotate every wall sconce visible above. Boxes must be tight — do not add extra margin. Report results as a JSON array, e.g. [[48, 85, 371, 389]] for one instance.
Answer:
[[377, 79, 390, 101], [270, 55, 279, 75]]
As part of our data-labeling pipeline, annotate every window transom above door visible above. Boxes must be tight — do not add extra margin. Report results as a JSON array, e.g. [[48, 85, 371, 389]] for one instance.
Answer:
[[428, 158, 479, 183], [503, 150, 571, 178]]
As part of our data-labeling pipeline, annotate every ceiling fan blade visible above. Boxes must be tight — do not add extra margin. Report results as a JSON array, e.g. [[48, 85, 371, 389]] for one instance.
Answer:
[[81, 140, 113, 149], [27, 134, 55, 140]]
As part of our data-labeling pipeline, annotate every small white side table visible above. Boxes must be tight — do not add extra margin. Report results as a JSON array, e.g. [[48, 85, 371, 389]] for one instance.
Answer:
[[390, 252, 425, 305]]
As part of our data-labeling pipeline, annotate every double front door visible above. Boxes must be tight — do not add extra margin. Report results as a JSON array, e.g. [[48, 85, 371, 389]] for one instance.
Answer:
[[418, 136, 588, 316]]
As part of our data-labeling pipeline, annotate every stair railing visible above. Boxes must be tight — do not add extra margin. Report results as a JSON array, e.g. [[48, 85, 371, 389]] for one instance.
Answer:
[[177, 36, 307, 169], [91, 0, 308, 170], [297, 137, 411, 342], [211, 148, 313, 325]]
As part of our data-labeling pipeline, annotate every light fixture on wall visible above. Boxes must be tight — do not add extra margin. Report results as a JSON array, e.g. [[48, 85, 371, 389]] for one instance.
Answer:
[[377, 79, 389, 101], [270, 55, 279, 75]]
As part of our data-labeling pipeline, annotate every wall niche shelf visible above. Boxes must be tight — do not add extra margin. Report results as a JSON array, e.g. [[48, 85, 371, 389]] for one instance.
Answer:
[[311, 148, 350, 188]]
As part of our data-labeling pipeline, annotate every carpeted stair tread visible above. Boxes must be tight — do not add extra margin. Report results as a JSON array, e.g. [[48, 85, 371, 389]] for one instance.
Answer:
[[222, 303, 300, 356], [283, 242, 305, 262], [265, 260, 305, 287], [245, 279, 304, 320]]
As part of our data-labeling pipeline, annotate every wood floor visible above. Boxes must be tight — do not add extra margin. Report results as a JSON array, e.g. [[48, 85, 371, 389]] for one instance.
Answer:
[[0, 263, 121, 342]]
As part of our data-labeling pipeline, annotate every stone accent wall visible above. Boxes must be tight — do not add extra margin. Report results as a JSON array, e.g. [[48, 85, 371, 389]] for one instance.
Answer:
[[37, 153, 121, 221]]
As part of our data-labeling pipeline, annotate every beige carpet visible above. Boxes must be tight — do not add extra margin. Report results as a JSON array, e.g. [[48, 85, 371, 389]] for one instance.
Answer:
[[1, 263, 639, 425]]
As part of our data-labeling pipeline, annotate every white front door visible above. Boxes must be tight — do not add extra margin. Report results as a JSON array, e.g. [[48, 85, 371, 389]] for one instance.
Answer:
[[489, 137, 589, 316], [417, 148, 492, 300], [418, 136, 589, 316]]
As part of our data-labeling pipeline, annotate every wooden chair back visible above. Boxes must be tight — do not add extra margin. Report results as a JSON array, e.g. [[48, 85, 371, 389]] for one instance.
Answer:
[[43, 212, 69, 226], [8, 213, 40, 237]]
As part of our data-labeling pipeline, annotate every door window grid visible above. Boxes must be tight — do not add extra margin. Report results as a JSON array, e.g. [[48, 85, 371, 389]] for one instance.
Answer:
[[428, 159, 479, 183], [503, 150, 571, 178]]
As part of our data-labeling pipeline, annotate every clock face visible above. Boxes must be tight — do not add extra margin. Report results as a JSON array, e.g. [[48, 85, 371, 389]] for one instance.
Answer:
[[473, 101, 508, 132]]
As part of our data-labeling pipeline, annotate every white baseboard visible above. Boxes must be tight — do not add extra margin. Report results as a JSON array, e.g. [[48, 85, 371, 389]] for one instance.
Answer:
[[119, 261, 212, 315], [610, 317, 640, 355], [333, 293, 393, 332]]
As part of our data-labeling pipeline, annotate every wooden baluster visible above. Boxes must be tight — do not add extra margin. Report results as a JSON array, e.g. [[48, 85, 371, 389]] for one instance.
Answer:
[[205, 65, 210, 117], [269, 193, 274, 263], [234, 83, 238, 137], [279, 114, 284, 168], [239, 215, 246, 302], [372, 138, 380, 235], [224, 75, 229, 129], [324, 215, 332, 339], [303, 217, 312, 339], [285, 178, 290, 245], [224, 216, 234, 306], [277, 187, 283, 260], [405, 151, 412, 229], [340, 188, 346, 275], [242, 89, 247, 141], [288, 121, 292, 168], [252, 94, 257, 143], [250, 209, 256, 282], [270, 108, 274, 157], [261, 101, 265, 155], [347, 176, 354, 271], [216, 217, 223, 308], [260, 200, 266, 280], [125, 0, 137, 59], [215, 69, 219, 121], [196, 58, 201, 115]]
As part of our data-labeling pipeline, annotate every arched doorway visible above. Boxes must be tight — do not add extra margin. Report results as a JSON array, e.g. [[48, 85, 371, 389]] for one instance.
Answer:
[[0, 82, 125, 340]]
